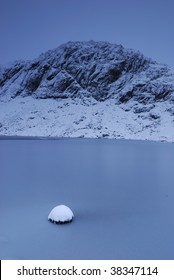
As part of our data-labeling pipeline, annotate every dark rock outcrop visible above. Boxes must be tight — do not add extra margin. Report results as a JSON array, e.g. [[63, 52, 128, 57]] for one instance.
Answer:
[[0, 41, 174, 104]]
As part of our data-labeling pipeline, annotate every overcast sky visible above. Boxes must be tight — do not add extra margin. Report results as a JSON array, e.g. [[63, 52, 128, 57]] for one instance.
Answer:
[[0, 0, 174, 70]]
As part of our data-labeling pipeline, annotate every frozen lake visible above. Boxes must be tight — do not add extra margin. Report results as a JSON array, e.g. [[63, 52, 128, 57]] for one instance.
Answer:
[[0, 138, 174, 260]]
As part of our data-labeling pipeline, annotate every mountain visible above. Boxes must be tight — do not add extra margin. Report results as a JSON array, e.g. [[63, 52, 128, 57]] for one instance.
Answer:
[[0, 41, 174, 141]]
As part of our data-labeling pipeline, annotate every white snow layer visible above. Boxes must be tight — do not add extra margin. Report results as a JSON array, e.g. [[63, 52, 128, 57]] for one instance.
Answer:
[[48, 205, 74, 223], [0, 96, 174, 142]]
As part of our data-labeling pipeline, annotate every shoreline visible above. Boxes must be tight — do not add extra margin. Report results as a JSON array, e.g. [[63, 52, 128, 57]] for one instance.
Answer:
[[0, 96, 174, 144], [0, 134, 173, 144]]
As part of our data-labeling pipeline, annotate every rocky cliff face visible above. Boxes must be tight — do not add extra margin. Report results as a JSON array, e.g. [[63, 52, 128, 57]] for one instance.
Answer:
[[0, 41, 174, 141], [0, 41, 174, 106]]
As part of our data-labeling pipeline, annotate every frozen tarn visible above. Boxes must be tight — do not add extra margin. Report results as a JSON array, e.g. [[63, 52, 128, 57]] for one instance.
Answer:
[[1, 138, 174, 259]]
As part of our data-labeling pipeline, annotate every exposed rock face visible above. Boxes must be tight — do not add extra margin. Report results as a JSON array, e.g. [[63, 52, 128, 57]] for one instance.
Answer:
[[0, 41, 174, 141], [0, 41, 174, 104]]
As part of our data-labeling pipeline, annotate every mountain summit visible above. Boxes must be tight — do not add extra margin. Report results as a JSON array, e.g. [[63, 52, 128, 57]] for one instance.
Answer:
[[0, 41, 174, 141], [0, 40, 174, 104]]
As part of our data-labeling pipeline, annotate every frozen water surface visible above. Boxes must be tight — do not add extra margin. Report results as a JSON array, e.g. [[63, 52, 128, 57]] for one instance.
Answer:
[[0, 138, 174, 259]]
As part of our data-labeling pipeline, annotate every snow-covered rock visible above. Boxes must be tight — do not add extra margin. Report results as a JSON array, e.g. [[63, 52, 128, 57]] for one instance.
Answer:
[[48, 205, 74, 224], [0, 41, 174, 104], [0, 41, 174, 142]]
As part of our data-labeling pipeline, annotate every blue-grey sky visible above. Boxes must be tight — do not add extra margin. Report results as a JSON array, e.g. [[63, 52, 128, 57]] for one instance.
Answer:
[[0, 0, 174, 69]]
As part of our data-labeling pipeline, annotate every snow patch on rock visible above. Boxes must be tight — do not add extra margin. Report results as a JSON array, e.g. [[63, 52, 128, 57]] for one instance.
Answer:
[[48, 205, 74, 224]]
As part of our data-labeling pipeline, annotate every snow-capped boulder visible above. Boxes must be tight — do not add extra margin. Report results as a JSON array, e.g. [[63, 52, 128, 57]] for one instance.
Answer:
[[48, 205, 74, 224]]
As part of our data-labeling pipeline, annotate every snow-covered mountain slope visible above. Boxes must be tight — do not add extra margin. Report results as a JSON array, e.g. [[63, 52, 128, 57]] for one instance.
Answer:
[[0, 41, 174, 141], [0, 96, 174, 142]]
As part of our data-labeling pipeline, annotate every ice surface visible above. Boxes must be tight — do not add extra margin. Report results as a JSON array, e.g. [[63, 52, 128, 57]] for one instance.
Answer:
[[48, 205, 74, 223], [0, 138, 174, 260]]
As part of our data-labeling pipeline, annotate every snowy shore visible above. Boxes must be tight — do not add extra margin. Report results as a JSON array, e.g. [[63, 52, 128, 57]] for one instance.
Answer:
[[0, 96, 174, 142]]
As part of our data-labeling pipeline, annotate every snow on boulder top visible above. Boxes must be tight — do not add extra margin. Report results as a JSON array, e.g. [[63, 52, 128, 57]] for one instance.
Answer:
[[48, 205, 74, 224]]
